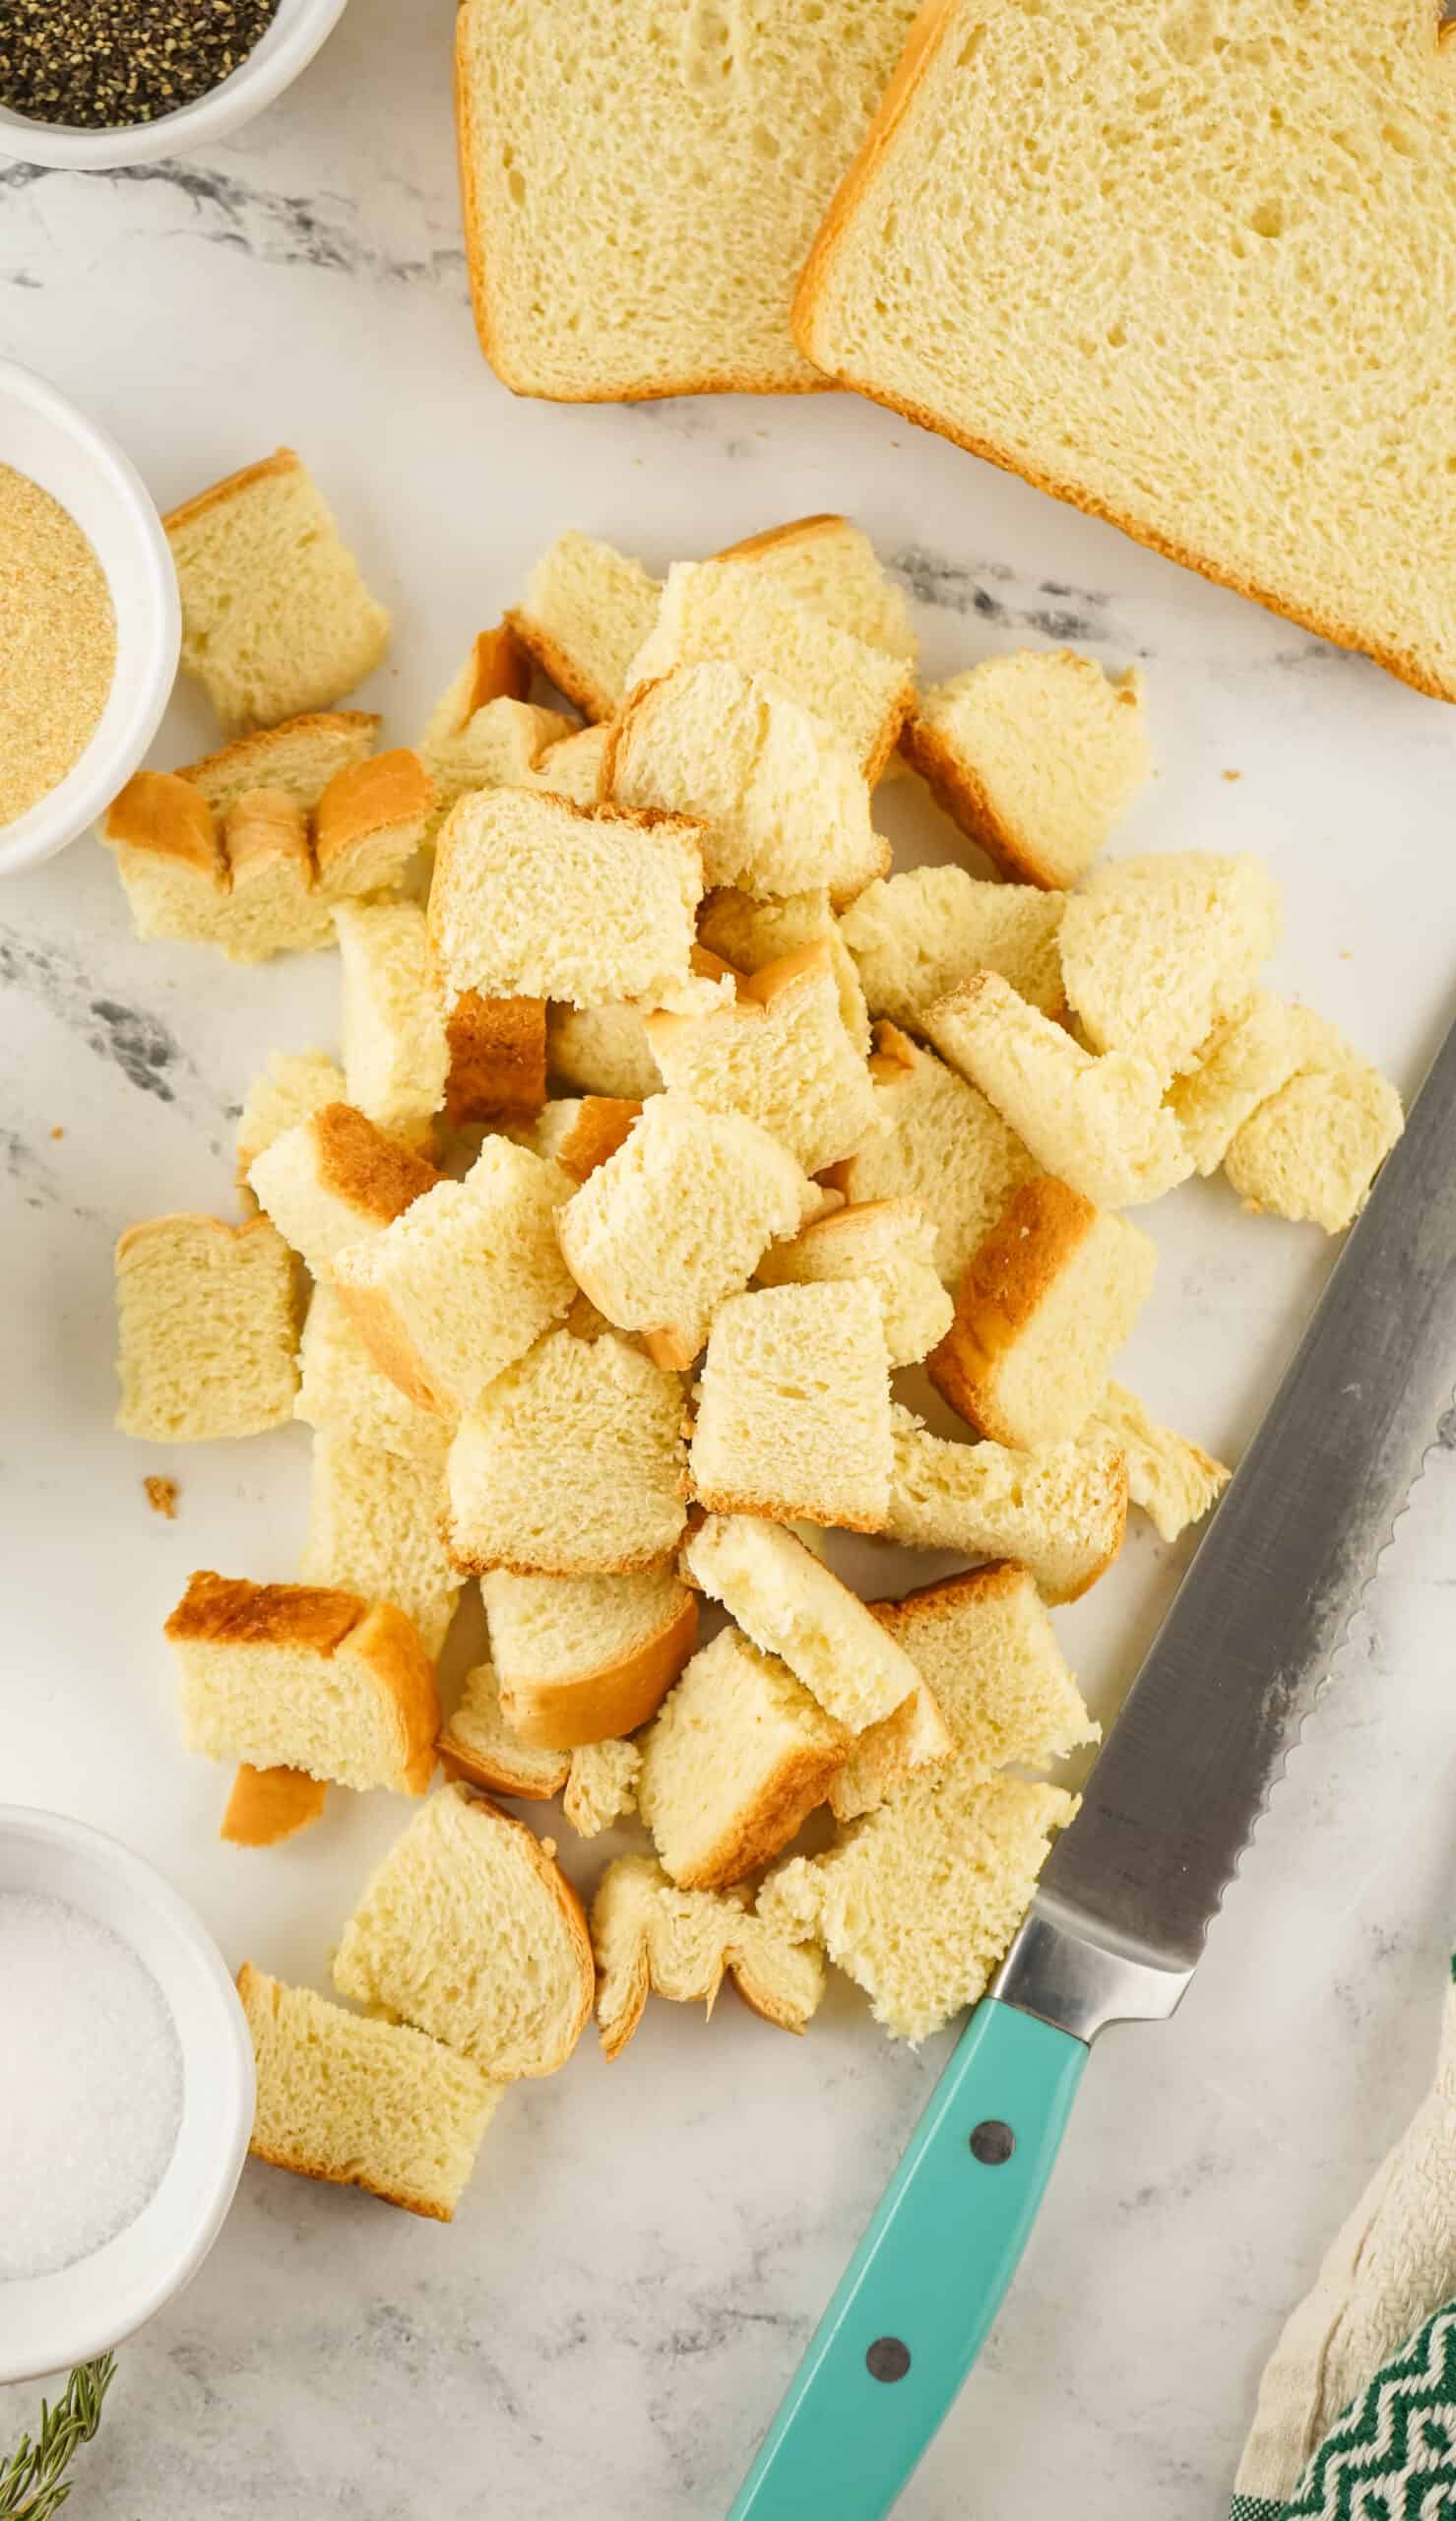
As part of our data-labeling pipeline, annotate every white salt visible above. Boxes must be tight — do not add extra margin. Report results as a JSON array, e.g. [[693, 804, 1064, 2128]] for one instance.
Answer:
[[0, 1889, 184, 2282]]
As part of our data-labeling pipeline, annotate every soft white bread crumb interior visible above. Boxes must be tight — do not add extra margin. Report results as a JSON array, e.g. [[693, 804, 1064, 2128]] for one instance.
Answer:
[[689, 1280, 893, 1534], [637, 1625, 846, 1892]]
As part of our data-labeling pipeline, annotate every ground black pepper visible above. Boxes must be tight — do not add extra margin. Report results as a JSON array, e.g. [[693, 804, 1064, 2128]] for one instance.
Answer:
[[0, 0, 282, 129]]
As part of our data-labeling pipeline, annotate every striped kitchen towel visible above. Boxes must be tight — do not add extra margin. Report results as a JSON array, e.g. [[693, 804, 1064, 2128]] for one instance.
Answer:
[[1231, 1959, 1456, 2521]]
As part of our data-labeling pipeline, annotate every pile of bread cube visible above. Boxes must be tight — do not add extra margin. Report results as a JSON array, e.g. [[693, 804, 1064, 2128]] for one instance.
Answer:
[[105, 452, 1403, 2222]]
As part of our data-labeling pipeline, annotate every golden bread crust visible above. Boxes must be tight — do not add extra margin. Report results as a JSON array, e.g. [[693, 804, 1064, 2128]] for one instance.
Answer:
[[311, 1102, 439, 1224], [162, 447, 301, 536], [668, 1734, 847, 1893], [444, 993, 547, 1126], [553, 1096, 642, 1183], [178, 711, 380, 797], [221, 1764, 328, 1846], [104, 771, 221, 875], [898, 711, 1057, 888], [927, 1176, 1098, 1438], [313, 749, 432, 873], [498, 1591, 699, 1752]]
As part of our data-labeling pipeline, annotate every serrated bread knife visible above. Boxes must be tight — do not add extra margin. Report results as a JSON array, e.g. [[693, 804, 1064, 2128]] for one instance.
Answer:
[[728, 1006, 1456, 2521]]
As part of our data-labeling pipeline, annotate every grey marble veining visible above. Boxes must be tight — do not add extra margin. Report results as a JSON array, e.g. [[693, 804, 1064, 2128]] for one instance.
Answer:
[[2, 1, 1455, 2511]]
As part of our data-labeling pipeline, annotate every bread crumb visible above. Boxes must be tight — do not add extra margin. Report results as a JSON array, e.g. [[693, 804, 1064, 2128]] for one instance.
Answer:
[[1223, 769, 1242, 782], [49, 1125, 64, 1139], [144, 1476, 178, 1520]]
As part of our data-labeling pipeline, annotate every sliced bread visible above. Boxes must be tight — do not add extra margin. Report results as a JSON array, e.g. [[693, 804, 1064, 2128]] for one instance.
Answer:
[[793, 0, 1456, 703], [115, 1212, 299, 1443], [164, 448, 390, 735], [455, 2, 918, 401], [166, 1572, 440, 1794], [899, 653, 1150, 888], [636, 1626, 847, 1892], [445, 1328, 688, 1576], [238, 1964, 498, 2222], [332, 1783, 594, 2078]]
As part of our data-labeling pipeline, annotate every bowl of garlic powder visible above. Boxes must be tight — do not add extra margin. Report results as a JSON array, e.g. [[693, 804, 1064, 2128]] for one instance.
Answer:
[[0, 359, 179, 879], [0, 1803, 254, 2385]]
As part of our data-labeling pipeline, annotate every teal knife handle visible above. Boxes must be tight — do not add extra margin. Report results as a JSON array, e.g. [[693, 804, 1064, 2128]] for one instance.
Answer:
[[727, 1998, 1086, 2521]]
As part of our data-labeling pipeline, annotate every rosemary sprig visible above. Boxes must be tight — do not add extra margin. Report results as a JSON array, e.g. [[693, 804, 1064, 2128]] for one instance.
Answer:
[[0, 2357, 115, 2521]]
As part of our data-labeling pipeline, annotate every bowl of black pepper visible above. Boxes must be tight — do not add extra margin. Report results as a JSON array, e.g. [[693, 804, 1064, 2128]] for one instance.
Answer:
[[0, 0, 350, 170]]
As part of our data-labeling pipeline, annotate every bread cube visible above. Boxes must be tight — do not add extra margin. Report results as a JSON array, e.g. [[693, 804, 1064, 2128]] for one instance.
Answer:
[[683, 1515, 924, 1735], [688, 1281, 893, 1533], [445, 1328, 688, 1575], [833, 1023, 1042, 1290], [332, 1138, 575, 1416], [527, 723, 612, 807], [923, 970, 1191, 1208], [928, 1177, 1157, 1450], [248, 1103, 437, 1279], [648, 941, 879, 1176], [166, 1572, 439, 1793], [885, 1404, 1127, 1603], [637, 1626, 847, 1891], [507, 531, 664, 721], [604, 662, 886, 903], [238, 1965, 498, 2222], [697, 885, 870, 1054], [901, 651, 1150, 889], [299, 1432, 460, 1660], [546, 1000, 662, 1099], [295, 1286, 449, 1467], [754, 1196, 953, 1367], [332, 1783, 595, 2079], [759, 1771, 1073, 2041], [429, 787, 703, 1011], [236, 1049, 348, 1191], [592, 1852, 825, 2060], [1086, 1384, 1231, 1543], [165, 448, 390, 736], [1168, 994, 1304, 1175], [1058, 852, 1281, 1081], [717, 515, 916, 666], [221, 1765, 327, 1848], [334, 901, 448, 1141], [557, 1093, 814, 1365], [840, 864, 1066, 1024], [1223, 1014, 1403, 1233], [480, 1565, 697, 1749], [625, 560, 913, 782], [115, 1212, 299, 1442]]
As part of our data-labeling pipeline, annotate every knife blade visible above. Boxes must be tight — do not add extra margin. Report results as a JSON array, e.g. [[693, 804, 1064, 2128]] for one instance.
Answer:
[[728, 1003, 1456, 2521]]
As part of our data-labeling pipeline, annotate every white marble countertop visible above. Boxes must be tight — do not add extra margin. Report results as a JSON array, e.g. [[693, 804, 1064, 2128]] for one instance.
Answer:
[[2, 7, 1455, 2513]]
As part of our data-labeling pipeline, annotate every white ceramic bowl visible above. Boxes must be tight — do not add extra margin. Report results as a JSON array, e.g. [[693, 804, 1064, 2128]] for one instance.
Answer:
[[0, 0, 350, 171], [0, 1805, 254, 2386], [0, 361, 179, 879]]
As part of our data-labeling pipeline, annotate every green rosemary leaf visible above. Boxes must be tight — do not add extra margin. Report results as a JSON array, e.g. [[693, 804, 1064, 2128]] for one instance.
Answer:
[[0, 2356, 115, 2521]]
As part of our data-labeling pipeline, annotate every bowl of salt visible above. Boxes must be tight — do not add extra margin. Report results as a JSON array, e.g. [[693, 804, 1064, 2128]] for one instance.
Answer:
[[0, 1805, 254, 2385]]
